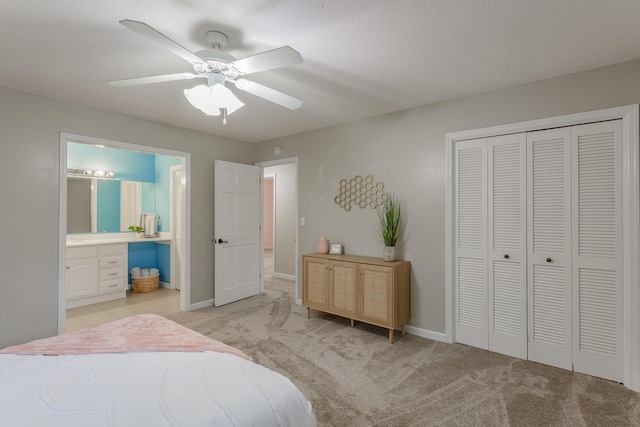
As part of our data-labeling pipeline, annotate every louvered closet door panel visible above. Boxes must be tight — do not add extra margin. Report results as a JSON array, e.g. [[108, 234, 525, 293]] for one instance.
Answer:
[[571, 120, 623, 382], [527, 128, 573, 370], [488, 133, 527, 359], [455, 139, 488, 349]]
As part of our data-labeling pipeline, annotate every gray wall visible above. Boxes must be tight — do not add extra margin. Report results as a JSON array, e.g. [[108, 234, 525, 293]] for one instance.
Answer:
[[253, 58, 640, 335], [0, 86, 253, 348], [4, 58, 640, 347]]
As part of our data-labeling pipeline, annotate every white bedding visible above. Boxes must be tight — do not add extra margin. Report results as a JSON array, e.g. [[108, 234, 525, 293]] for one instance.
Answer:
[[0, 351, 316, 426]]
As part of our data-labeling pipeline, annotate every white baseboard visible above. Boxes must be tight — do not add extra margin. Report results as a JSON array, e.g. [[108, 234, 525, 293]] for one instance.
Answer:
[[273, 272, 295, 281], [189, 299, 213, 311], [296, 298, 302, 305], [404, 325, 450, 343]]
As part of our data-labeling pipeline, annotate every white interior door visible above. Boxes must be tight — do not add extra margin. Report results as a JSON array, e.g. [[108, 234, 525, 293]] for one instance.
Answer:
[[487, 133, 527, 359], [527, 127, 573, 370], [455, 138, 488, 349], [214, 160, 261, 306], [571, 120, 623, 382]]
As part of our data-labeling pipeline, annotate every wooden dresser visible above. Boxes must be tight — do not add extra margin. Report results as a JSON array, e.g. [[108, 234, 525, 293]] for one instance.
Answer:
[[302, 253, 410, 343]]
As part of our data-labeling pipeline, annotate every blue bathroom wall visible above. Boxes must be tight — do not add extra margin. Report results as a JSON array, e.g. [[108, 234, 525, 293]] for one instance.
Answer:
[[128, 242, 171, 285], [97, 180, 120, 232], [141, 182, 156, 213], [128, 242, 158, 282], [156, 243, 171, 283], [68, 142, 155, 182], [155, 155, 181, 232]]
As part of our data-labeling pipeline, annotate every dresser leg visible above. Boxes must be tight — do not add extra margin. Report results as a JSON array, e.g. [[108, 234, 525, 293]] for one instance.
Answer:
[[306, 307, 310, 319], [402, 323, 406, 336], [389, 329, 394, 344], [351, 319, 355, 327]]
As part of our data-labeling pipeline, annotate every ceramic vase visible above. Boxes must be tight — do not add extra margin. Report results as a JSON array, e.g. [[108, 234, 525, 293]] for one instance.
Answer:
[[318, 236, 329, 254], [383, 246, 396, 262]]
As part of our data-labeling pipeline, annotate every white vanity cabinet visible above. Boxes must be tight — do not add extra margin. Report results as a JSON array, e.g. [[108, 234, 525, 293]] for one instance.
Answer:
[[66, 243, 128, 308], [66, 255, 99, 299]]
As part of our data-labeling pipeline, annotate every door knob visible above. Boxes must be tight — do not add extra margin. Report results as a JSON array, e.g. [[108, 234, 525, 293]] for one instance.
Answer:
[[546, 258, 552, 263], [216, 238, 228, 244], [504, 254, 509, 259]]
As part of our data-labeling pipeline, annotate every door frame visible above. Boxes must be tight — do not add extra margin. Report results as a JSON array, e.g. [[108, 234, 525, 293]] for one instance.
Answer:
[[445, 104, 640, 392], [263, 174, 276, 252], [256, 157, 300, 304], [58, 133, 192, 333], [170, 164, 184, 291]]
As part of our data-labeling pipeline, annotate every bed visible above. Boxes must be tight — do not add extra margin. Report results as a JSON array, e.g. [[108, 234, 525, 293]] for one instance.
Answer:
[[0, 314, 316, 426]]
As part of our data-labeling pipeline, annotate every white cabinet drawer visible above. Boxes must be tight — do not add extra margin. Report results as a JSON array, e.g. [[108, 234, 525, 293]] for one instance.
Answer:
[[100, 243, 127, 256], [100, 267, 127, 281], [100, 279, 127, 293], [100, 255, 126, 269], [67, 245, 99, 260]]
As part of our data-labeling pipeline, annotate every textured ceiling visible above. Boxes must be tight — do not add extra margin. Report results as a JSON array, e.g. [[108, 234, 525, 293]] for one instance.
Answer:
[[2, 1, 640, 142]]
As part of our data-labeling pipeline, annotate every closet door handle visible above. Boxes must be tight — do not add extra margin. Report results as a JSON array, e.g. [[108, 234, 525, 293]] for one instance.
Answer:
[[546, 258, 552, 263], [504, 254, 509, 259]]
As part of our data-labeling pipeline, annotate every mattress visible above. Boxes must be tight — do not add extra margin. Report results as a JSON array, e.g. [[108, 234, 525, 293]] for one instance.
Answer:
[[0, 315, 316, 427]]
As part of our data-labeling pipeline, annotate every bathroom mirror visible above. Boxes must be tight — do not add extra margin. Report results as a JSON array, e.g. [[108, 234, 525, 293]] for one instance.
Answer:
[[67, 177, 156, 233]]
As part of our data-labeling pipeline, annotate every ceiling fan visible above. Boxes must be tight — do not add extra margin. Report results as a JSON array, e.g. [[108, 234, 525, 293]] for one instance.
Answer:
[[108, 20, 303, 124]]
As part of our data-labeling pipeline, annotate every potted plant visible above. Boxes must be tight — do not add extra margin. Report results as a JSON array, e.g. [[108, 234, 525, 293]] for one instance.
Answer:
[[377, 194, 401, 261], [128, 225, 144, 239]]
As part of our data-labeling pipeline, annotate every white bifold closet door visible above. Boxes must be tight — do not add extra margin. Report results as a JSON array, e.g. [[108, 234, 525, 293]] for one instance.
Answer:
[[456, 120, 623, 382], [455, 133, 527, 358], [488, 134, 527, 359], [526, 127, 573, 370], [527, 121, 623, 382], [455, 138, 488, 349], [570, 121, 622, 382]]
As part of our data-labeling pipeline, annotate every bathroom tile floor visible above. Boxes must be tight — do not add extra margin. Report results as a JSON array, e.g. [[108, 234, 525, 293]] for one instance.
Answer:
[[66, 250, 277, 332], [65, 287, 180, 332]]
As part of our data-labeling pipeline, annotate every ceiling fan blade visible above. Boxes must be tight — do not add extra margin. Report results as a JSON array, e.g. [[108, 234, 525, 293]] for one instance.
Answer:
[[234, 79, 303, 110], [108, 73, 202, 87], [119, 19, 203, 64], [232, 46, 302, 75]]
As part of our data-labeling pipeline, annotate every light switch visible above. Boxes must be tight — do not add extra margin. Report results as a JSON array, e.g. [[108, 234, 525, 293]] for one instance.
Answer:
[[300, 217, 305, 226]]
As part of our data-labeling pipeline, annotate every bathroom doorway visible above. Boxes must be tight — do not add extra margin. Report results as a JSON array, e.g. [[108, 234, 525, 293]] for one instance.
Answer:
[[58, 133, 191, 334]]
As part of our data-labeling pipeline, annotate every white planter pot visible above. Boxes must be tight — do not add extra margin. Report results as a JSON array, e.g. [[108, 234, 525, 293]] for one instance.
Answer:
[[383, 246, 396, 262]]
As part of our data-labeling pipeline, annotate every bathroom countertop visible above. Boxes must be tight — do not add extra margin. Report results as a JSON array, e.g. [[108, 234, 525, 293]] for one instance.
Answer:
[[66, 233, 171, 247]]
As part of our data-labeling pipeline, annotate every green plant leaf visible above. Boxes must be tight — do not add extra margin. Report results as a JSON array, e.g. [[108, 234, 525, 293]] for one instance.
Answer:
[[376, 194, 401, 246]]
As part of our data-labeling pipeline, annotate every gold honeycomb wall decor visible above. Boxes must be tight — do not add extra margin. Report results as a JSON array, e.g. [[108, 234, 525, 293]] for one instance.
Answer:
[[334, 174, 388, 211]]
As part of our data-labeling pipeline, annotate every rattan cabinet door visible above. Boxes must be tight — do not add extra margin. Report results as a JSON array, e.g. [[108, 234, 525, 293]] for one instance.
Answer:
[[303, 256, 330, 311], [359, 264, 393, 327], [329, 260, 358, 318]]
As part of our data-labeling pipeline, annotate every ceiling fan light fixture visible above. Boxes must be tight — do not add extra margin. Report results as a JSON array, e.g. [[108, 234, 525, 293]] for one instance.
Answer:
[[114, 20, 303, 121], [183, 83, 244, 117]]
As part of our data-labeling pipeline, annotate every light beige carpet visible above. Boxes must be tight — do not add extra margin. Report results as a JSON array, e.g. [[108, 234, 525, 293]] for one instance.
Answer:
[[167, 278, 640, 426]]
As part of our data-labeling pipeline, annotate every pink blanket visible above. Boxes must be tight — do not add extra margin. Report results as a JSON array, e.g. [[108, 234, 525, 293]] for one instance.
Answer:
[[0, 314, 251, 361]]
